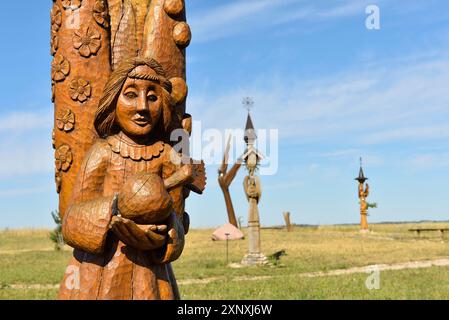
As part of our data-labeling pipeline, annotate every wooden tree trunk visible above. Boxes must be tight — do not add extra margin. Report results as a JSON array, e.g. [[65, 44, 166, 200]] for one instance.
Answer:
[[51, 0, 111, 218]]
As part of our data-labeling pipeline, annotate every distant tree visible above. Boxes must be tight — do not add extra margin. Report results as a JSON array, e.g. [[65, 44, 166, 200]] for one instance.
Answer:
[[366, 202, 378, 216], [49, 211, 64, 251]]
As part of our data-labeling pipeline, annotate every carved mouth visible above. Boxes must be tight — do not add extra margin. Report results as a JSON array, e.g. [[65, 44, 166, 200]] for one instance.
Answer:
[[132, 117, 149, 126]]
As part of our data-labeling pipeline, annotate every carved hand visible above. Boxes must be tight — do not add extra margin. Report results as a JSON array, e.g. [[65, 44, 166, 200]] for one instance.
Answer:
[[109, 216, 167, 251], [150, 211, 185, 264]]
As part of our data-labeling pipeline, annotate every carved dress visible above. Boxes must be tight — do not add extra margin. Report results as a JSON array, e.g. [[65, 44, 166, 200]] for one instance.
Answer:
[[58, 134, 186, 300]]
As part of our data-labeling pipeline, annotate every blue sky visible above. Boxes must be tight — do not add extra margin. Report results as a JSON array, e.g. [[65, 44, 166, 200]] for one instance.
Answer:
[[1, 0, 449, 229]]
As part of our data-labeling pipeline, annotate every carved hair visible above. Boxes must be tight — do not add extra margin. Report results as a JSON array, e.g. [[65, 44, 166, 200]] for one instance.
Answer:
[[94, 57, 178, 139]]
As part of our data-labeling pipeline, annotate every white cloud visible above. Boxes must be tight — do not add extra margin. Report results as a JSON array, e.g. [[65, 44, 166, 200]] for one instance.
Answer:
[[0, 139, 53, 177], [264, 180, 304, 190], [0, 186, 53, 197], [407, 153, 449, 170], [192, 0, 281, 28], [190, 0, 293, 42], [190, 53, 449, 146], [317, 1, 367, 19], [190, 0, 378, 43], [363, 126, 449, 145], [321, 149, 361, 158], [0, 109, 52, 133], [0, 108, 53, 177], [363, 155, 385, 166]]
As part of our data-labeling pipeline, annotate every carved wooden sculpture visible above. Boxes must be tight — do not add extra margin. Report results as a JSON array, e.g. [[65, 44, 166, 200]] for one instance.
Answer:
[[283, 211, 292, 232], [218, 135, 242, 228], [51, 0, 204, 300], [240, 113, 268, 265], [355, 158, 369, 231]]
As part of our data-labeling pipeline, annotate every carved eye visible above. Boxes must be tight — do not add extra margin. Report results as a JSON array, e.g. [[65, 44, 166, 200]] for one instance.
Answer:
[[125, 91, 137, 99], [147, 94, 158, 102]]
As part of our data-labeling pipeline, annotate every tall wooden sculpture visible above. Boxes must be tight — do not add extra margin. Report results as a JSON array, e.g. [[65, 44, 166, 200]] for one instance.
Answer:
[[51, 0, 205, 300], [218, 135, 242, 228], [355, 158, 369, 232], [240, 110, 268, 265]]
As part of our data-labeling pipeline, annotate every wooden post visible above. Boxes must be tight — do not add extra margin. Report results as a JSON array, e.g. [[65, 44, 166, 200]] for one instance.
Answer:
[[283, 212, 292, 232], [355, 159, 369, 232], [241, 111, 269, 265]]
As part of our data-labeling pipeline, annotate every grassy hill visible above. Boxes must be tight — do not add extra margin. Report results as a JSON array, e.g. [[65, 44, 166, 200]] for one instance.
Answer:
[[1, 222, 449, 299]]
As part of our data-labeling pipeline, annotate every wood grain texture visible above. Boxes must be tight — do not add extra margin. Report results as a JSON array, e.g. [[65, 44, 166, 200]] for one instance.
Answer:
[[62, 196, 114, 254], [358, 182, 369, 230], [58, 138, 187, 299], [54, 0, 202, 300], [143, 0, 188, 114], [52, 0, 111, 218], [112, 0, 138, 69]]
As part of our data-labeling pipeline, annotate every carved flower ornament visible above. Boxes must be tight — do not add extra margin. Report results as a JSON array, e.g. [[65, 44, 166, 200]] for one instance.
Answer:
[[55, 171, 62, 193], [62, 0, 82, 10], [69, 78, 92, 102], [51, 4, 62, 31], [56, 109, 75, 132], [51, 30, 59, 56], [55, 145, 73, 172], [93, 0, 110, 28], [73, 25, 101, 58], [51, 54, 70, 82]]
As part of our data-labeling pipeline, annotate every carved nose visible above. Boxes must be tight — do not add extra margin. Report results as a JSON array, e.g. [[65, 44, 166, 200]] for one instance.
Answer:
[[137, 94, 148, 113]]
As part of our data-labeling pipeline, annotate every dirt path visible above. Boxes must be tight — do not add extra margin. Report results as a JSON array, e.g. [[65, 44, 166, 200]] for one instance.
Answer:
[[0, 247, 71, 255], [0, 248, 54, 255], [178, 258, 449, 285], [5, 258, 449, 289]]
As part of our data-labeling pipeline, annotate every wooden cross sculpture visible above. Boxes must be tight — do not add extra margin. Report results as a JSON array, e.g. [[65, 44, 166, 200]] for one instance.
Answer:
[[218, 135, 243, 228]]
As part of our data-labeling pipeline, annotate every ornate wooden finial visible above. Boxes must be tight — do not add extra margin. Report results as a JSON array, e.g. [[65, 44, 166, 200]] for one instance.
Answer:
[[243, 97, 257, 143], [242, 96, 254, 113], [355, 157, 368, 184]]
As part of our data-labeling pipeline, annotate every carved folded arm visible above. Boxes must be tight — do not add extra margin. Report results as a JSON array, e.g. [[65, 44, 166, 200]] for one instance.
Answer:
[[162, 145, 190, 220], [62, 141, 113, 254], [62, 196, 115, 254]]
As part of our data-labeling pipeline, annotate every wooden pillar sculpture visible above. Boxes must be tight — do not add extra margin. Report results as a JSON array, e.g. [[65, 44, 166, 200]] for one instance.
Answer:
[[51, 0, 112, 218], [355, 158, 369, 232], [240, 109, 268, 265], [283, 212, 292, 232], [218, 135, 242, 228], [51, 0, 205, 300]]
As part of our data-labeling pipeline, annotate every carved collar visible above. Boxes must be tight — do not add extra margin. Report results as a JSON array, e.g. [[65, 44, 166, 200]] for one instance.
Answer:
[[106, 135, 165, 161]]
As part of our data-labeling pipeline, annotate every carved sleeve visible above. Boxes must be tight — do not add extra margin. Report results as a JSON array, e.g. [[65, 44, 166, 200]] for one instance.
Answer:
[[162, 145, 185, 217], [62, 141, 113, 255], [145, 146, 186, 264]]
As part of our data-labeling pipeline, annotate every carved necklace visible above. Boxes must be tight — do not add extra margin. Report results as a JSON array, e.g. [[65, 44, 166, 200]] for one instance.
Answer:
[[106, 134, 165, 161]]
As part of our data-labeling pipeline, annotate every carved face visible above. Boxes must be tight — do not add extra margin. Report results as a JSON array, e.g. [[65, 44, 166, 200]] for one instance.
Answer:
[[116, 65, 164, 138]]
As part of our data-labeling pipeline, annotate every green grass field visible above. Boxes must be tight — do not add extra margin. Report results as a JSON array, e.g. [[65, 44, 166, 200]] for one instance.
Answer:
[[1, 222, 449, 299]]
